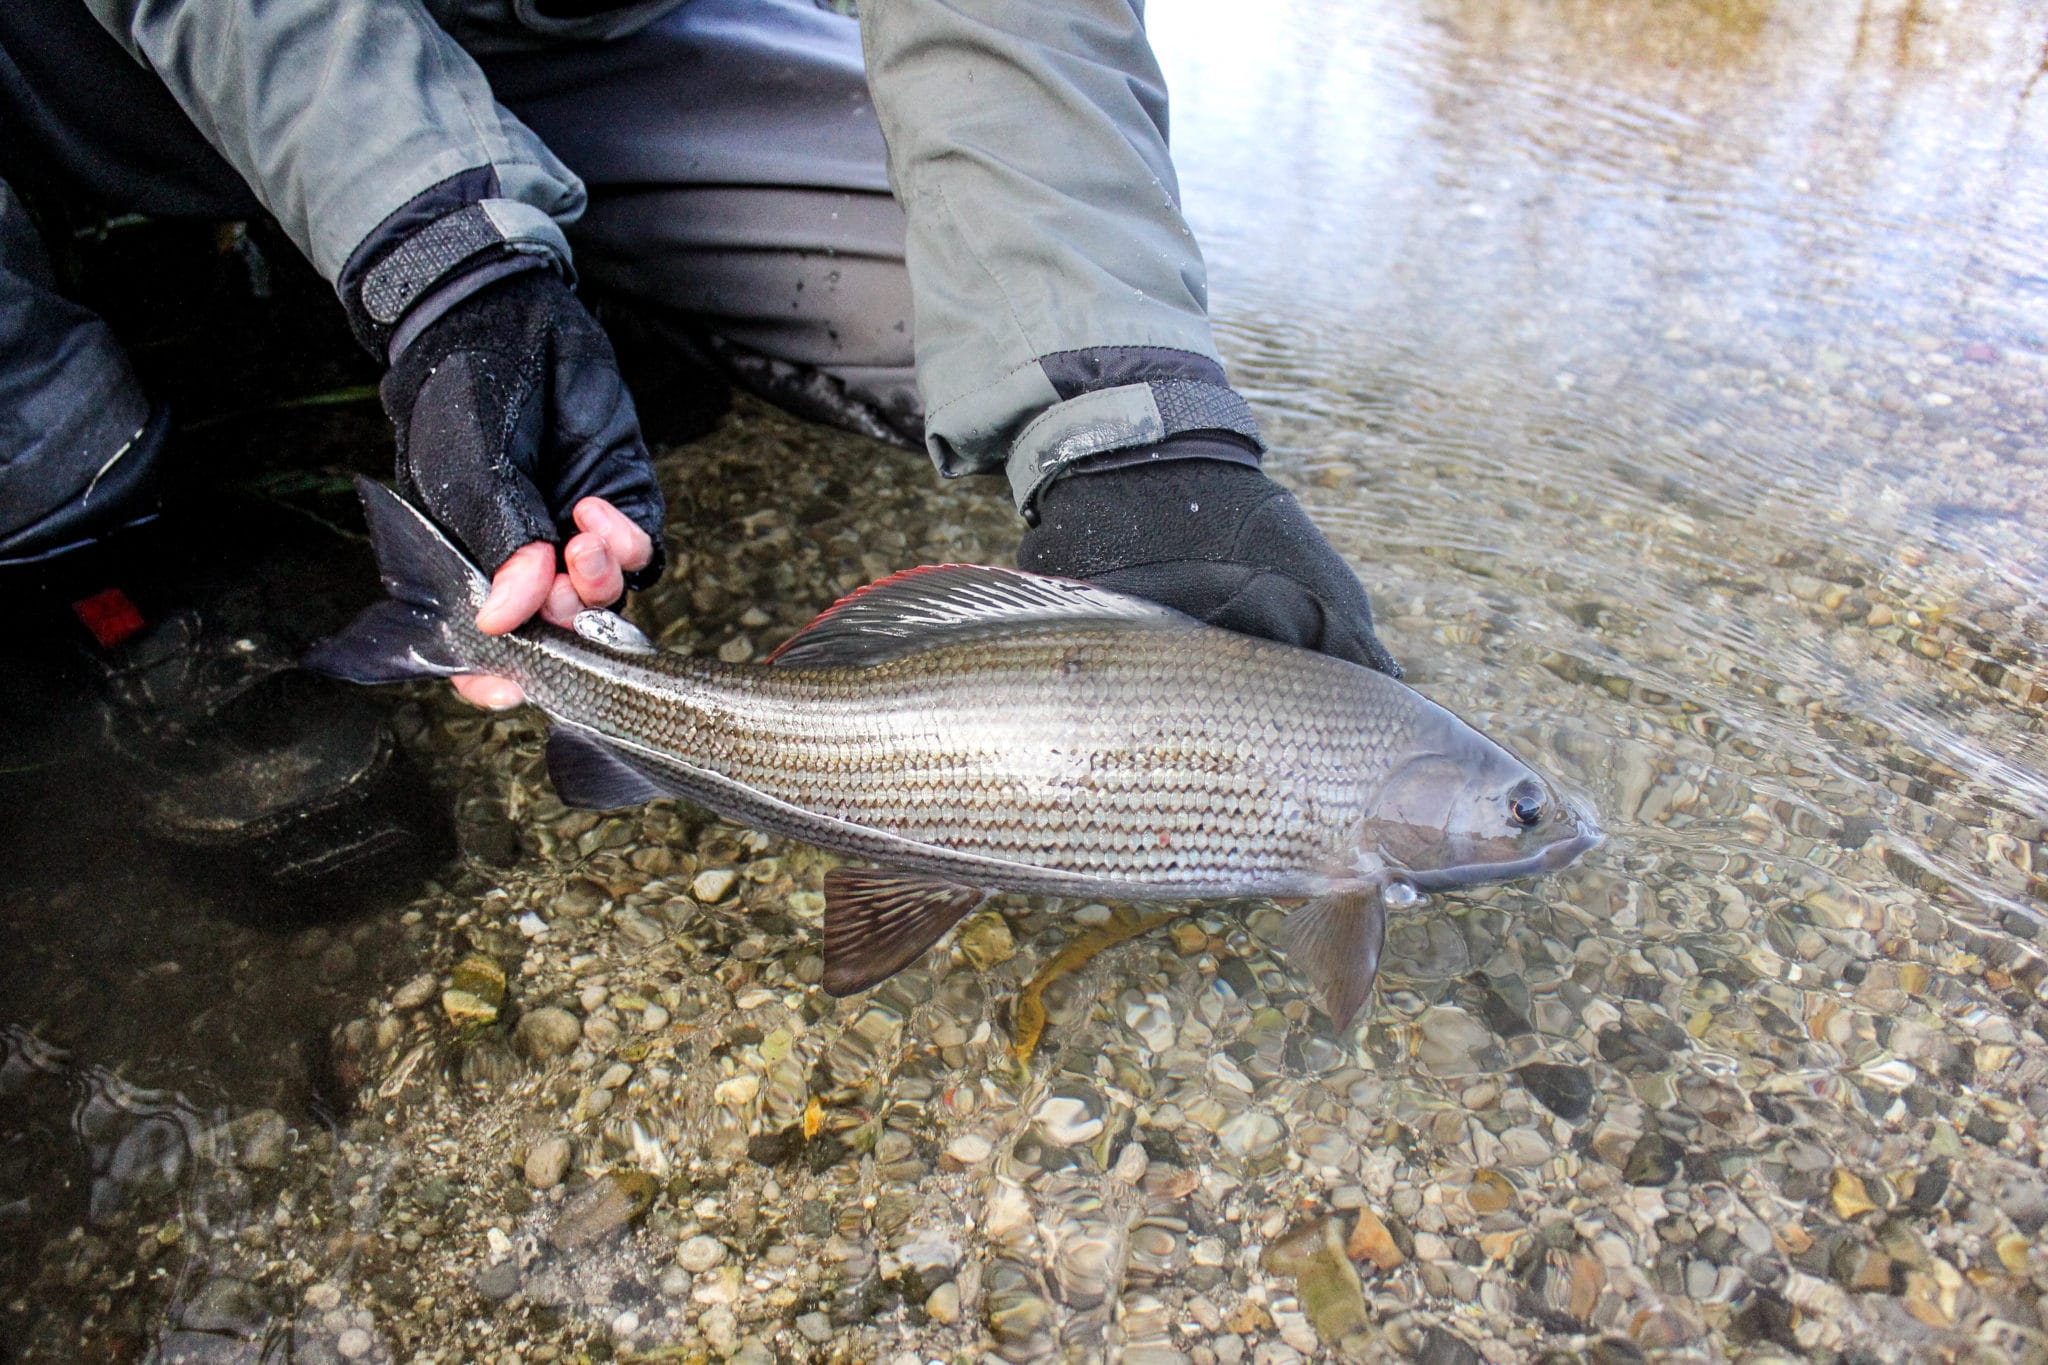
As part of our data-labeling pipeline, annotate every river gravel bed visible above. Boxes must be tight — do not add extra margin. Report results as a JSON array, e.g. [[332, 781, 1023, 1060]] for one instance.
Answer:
[[6, 402, 2046, 1364]]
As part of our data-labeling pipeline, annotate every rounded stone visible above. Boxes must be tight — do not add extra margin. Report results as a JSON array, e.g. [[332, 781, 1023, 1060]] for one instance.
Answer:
[[614, 909, 666, 948], [692, 869, 738, 902], [548, 1170, 657, 1250], [449, 953, 507, 1007], [1623, 1134, 1683, 1187], [1033, 1093, 1106, 1146], [335, 1327, 372, 1359], [945, 1134, 994, 1166], [231, 1109, 290, 1171], [475, 1259, 522, 1302], [515, 1007, 582, 1062], [958, 914, 1016, 970], [1217, 1111, 1284, 1160], [391, 973, 439, 1011], [1414, 1007, 1498, 1078], [678, 1234, 728, 1273], [525, 1137, 573, 1190], [441, 989, 498, 1027], [1516, 1063, 1594, 1121]]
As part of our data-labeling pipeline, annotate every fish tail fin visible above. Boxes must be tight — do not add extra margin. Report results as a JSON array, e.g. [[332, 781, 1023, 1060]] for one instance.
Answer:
[[303, 477, 489, 683], [1280, 889, 1388, 1032]]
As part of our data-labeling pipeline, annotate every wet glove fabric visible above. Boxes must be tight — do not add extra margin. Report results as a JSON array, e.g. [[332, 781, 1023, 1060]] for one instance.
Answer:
[[1017, 449, 1402, 677], [379, 267, 665, 588]]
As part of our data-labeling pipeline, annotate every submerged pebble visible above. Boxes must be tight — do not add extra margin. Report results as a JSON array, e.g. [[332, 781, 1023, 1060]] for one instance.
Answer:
[[549, 1170, 656, 1250], [691, 869, 738, 902], [524, 1136, 572, 1190], [677, 1235, 727, 1273], [1516, 1063, 1594, 1121], [515, 1007, 581, 1062]]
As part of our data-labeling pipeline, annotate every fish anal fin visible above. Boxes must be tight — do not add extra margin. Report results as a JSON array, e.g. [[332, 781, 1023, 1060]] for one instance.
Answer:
[[768, 564, 1191, 669], [1279, 890, 1388, 1032], [545, 726, 675, 811], [822, 867, 990, 995]]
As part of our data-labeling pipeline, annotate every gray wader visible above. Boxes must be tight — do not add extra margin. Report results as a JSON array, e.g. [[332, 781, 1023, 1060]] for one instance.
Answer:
[[0, 0, 914, 563]]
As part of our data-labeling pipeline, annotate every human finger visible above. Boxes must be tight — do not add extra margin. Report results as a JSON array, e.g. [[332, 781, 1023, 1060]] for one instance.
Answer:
[[540, 572, 584, 629], [475, 543, 558, 635], [453, 674, 525, 709], [565, 529, 625, 607], [573, 496, 655, 573]]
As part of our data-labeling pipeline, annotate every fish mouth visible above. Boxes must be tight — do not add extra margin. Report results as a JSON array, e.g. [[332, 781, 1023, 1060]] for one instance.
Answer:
[[1402, 825, 1604, 894]]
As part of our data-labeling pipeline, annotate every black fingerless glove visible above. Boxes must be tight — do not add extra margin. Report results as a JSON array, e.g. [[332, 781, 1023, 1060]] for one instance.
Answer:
[[1018, 447, 1401, 676], [379, 268, 665, 588]]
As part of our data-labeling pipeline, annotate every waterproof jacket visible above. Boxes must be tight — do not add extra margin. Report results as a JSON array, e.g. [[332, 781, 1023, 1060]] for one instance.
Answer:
[[82, 0, 1261, 505]]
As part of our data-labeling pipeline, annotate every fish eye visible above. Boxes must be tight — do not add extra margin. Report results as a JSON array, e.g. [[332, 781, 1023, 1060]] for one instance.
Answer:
[[1509, 782, 1545, 827]]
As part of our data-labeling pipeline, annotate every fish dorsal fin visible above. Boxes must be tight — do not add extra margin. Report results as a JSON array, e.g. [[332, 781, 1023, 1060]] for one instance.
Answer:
[[572, 609, 657, 655], [768, 564, 1191, 668], [821, 867, 990, 995]]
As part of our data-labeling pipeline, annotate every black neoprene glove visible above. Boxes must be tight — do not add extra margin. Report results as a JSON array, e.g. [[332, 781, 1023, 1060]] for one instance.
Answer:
[[379, 268, 666, 588], [1018, 448, 1402, 677]]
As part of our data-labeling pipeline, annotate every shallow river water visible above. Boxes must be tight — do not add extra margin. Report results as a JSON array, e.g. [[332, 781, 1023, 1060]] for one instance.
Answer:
[[5, 0, 2047, 1361]]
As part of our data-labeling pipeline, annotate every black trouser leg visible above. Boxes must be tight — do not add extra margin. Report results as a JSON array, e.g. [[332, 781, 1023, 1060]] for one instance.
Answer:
[[0, 181, 167, 562], [479, 0, 921, 443]]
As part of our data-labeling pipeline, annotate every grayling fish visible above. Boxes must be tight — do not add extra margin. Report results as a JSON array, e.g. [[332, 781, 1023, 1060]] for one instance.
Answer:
[[309, 478, 1599, 1027]]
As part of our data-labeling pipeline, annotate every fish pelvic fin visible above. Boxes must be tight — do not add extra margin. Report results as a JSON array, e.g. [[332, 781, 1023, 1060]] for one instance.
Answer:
[[545, 726, 676, 810], [303, 477, 489, 683], [1280, 889, 1389, 1032], [822, 867, 990, 996]]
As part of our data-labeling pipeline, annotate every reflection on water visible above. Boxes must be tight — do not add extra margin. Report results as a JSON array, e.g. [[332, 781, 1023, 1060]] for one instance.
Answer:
[[5, 0, 2048, 1359], [1159, 0, 2048, 935]]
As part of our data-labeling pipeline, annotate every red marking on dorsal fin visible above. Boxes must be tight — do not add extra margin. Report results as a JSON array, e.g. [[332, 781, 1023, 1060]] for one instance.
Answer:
[[765, 564, 984, 663]]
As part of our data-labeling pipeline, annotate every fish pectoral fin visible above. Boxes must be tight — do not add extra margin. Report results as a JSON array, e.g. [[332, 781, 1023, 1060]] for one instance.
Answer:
[[822, 867, 990, 996], [1279, 890, 1388, 1032], [544, 726, 677, 811]]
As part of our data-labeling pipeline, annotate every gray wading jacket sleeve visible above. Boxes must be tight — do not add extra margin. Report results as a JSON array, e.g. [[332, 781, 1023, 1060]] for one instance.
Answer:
[[857, 0, 1263, 510], [80, 0, 586, 288]]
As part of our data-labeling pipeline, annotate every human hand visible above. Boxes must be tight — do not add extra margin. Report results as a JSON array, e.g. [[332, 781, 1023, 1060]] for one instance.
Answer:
[[450, 496, 654, 707], [1017, 450, 1401, 677], [378, 268, 666, 708]]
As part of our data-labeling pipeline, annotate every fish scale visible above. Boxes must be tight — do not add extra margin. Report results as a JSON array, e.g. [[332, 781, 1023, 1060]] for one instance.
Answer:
[[471, 623, 1410, 898]]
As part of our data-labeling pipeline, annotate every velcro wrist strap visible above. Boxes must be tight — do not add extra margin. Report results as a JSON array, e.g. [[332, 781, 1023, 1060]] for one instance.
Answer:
[[345, 198, 573, 358], [358, 204, 505, 326], [1006, 377, 1263, 516]]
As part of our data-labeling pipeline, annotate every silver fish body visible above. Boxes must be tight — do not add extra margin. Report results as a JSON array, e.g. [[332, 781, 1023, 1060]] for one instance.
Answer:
[[478, 622, 1542, 895], [311, 479, 1600, 1025]]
